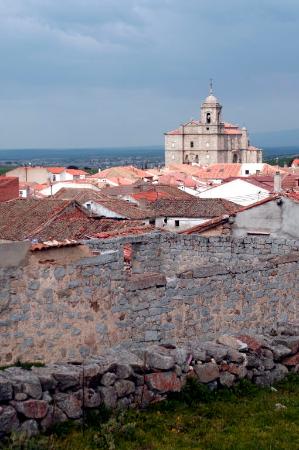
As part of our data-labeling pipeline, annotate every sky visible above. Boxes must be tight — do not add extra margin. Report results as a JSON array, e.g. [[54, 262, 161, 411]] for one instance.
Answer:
[[0, 0, 298, 149]]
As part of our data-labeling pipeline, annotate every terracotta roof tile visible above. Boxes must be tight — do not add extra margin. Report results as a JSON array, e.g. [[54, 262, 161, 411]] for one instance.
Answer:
[[147, 198, 240, 218], [47, 167, 65, 174], [66, 169, 87, 176]]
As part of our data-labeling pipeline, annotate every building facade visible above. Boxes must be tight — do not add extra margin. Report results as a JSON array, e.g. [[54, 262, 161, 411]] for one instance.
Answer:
[[165, 87, 262, 166]]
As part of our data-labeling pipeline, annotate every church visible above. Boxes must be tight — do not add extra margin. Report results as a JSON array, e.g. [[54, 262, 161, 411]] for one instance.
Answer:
[[165, 84, 262, 166]]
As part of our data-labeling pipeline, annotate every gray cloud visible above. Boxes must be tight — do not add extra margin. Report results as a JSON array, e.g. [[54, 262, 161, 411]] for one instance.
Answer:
[[0, 0, 298, 148]]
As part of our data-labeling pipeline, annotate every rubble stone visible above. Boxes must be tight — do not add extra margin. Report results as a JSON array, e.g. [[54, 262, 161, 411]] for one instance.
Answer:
[[194, 362, 220, 383]]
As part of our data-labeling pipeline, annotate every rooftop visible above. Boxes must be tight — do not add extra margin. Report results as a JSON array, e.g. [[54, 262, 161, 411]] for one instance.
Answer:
[[147, 198, 240, 218]]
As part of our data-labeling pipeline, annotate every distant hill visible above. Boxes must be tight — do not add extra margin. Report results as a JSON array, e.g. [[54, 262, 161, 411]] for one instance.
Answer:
[[252, 129, 299, 148]]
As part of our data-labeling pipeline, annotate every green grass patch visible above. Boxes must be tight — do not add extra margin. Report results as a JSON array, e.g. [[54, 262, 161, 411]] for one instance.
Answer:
[[2, 375, 299, 450]]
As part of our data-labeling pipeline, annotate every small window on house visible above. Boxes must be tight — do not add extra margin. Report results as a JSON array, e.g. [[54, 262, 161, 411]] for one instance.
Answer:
[[86, 203, 91, 210], [163, 218, 168, 224], [175, 220, 180, 227], [149, 218, 156, 226], [53, 175, 56, 181], [245, 170, 250, 175], [190, 141, 194, 148]]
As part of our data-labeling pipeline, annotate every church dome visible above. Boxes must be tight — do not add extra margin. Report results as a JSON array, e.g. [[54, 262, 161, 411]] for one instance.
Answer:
[[204, 94, 219, 104]]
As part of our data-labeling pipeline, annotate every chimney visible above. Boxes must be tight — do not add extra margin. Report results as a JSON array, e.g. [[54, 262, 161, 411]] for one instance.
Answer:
[[274, 171, 282, 193]]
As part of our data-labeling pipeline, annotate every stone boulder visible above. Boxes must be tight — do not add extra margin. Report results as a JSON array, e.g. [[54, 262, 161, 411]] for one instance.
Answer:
[[3, 368, 42, 399], [145, 372, 181, 393], [81, 388, 102, 408], [0, 376, 13, 402], [98, 386, 117, 408], [0, 406, 19, 434], [272, 337, 299, 355], [145, 351, 175, 371], [40, 406, 67, 431], [31, 367, 58, 391], [282, 353, 299, 367], [194, 362, 220, 383], [53, 392, 82, 419], [101, 372, 117, 387], [217, 335, 248, 351], [219, 372, 235, 387], [14, 400, 48, 419], [115, 380, 135, 398], [50, 365, 81, 391], [199, 343, 228, 363], [19, 419, 39, 438]]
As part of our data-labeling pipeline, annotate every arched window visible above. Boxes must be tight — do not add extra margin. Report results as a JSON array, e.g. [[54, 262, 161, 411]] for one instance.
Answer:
[[185, 154, 189, 163], [195, 155, 199, 163], [233, 153, 238, 163], [190, 141, 194, 148], [206, 112, 211, 124]]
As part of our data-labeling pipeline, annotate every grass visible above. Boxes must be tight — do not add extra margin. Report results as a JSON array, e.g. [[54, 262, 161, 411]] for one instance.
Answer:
[[0, 360, 45, 371], [3, 375, 299, 450]]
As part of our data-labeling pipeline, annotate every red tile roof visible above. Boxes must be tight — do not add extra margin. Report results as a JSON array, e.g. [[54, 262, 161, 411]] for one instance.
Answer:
[[66, 169, 87, 176], [0, 198, 74, 240], [47, 167, 65, 174], [132, 191, 169, 202], [54, 188, 108, 203], [194, 164, 242, 180], [91, 198, 156, 219], [147, 198, 241, 218]]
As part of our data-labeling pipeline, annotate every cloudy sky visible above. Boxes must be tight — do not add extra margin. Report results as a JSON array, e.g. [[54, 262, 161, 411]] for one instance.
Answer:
[[0, 0, 298, 148]]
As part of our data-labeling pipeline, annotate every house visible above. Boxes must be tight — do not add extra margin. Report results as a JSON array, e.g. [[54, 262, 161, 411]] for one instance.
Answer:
[[198, 178, 271, 206], [82, 198, 156, 221], [0, 198, 153, 242], [47, 168, 87, 182], [231, 195, 299, 239], [146, 198, 240, 231], [0, 177, 19, 202], [5, 166, 50, 184], [183, 194, 299, 239], [39, 181, 100, 197]]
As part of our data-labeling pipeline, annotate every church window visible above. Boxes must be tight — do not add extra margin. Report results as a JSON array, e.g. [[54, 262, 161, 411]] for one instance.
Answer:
[[206, 127, 209, 131], [190, 141, 194, 148], [195, 155, 199, 163], [233, 154, 238, 163], [206, 113, 211, 124]]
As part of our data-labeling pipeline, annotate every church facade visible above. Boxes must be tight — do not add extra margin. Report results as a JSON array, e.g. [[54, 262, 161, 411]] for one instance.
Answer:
[[165, 87, 262, 166]]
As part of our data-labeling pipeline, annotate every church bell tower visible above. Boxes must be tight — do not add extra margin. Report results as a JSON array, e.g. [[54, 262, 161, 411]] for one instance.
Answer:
[[200, 80, 222, 130]]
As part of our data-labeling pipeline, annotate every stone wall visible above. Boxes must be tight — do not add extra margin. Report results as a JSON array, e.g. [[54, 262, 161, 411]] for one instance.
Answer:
[[0, 234, 298, 364], [0, 330, 299, 438]]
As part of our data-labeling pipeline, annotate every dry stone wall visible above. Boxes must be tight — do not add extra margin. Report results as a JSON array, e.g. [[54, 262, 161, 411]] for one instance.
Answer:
[[0, 234, 298, 364], [0, 329, 299, 438]]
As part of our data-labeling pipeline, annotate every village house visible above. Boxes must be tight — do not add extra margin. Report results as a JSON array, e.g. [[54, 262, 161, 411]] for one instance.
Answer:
[[183, 193, 299, 239], [0, 198, 153, 242]]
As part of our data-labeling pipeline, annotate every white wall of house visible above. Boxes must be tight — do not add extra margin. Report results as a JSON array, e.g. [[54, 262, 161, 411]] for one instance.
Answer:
[[232, 197, 299, 239], [198, 179, 270, 206], [240, 163, 265, 176], [6, 167, 49, 184], [40, 182, 100, 197], [83, 201, 126, 219], [153, 217, 209, 232]]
